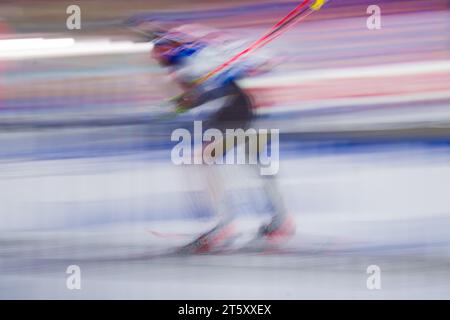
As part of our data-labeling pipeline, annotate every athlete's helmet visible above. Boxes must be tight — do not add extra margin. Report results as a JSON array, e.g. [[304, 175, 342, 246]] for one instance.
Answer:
[[151, 24, 223, 66]]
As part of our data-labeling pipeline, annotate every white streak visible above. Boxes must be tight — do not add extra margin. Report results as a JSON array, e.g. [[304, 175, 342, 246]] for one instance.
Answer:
[[0, 37, 153, 60]]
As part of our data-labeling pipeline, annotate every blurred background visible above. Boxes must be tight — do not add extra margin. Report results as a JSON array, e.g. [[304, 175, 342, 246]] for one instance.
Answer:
[[1, 0, 450, 299]]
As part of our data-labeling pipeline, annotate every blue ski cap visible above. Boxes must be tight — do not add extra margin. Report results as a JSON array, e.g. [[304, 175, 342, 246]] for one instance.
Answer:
[[153, 24, 222, 66], [154, 37, 205, 65]]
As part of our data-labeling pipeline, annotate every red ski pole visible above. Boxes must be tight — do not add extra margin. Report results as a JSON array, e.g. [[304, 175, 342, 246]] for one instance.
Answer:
[[194, 0, 327, 85]]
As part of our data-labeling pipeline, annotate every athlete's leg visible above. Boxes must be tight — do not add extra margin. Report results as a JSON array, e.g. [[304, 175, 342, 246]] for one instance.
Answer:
[[178, 83, 250, 253], [255, 131, 295, 241]]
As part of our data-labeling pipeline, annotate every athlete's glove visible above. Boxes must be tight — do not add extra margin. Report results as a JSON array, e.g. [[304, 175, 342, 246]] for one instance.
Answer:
[[172, 86, 203, 113]]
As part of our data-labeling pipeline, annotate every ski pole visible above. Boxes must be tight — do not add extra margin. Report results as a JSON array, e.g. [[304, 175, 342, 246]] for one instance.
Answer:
[[194, 0, 327, 85]]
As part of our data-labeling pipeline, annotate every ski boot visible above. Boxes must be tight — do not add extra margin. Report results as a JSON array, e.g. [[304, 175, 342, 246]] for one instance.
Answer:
[[258, 214, 296, 244], [177, 221, 236, 254]]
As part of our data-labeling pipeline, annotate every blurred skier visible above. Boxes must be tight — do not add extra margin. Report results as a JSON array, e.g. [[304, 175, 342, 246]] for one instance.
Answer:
[[150, 24, 295, 253]]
